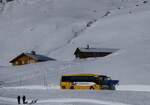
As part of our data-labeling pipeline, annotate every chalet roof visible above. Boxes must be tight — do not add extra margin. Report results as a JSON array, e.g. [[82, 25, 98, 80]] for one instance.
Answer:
[[25, 53, 55, 61], [10, 52, 55, 63], [75, 48, 118, 53]]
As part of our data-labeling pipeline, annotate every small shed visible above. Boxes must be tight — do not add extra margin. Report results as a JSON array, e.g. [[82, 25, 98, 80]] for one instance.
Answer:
[[9, 51, 55, 66], [74, 47, 117, 59]]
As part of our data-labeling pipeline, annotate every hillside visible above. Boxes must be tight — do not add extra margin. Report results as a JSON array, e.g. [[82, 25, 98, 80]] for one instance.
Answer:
[[0, 0, 149, 65], [0, 0, 150, 105]]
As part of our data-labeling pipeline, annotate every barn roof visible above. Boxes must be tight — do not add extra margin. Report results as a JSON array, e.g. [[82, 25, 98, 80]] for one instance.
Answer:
[[75, 48, 118, 53], [9, 52, 55, 63]]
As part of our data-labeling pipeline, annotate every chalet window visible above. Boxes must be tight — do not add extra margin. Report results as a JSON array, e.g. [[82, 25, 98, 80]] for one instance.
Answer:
[[22, 61, 25, 64], [18, 61, 22, 65]]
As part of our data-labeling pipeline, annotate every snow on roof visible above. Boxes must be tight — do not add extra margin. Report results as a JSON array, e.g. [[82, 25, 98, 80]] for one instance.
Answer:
[[10, 52, 55, 63], [25, 53, 55, 61], [77, 48, 118, 53]]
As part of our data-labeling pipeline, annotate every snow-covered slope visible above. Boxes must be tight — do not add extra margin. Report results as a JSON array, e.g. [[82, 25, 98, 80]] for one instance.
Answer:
[[1, 0, 150, 104], [0, 0, 150, 83], [0, 0, 118, 65], [0, 0, 150, 84], [1, 86, 150, 105], [0, 0, 149, 65]]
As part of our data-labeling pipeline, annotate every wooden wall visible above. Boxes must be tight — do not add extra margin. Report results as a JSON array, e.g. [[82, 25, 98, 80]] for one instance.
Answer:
[[12, 55, 37, 66], [75, 52, 112, 58]]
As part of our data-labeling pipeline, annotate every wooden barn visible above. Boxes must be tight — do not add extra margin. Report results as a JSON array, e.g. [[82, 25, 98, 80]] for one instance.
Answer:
[[74, 47, 117, 59], [9, 51, 55, 66]]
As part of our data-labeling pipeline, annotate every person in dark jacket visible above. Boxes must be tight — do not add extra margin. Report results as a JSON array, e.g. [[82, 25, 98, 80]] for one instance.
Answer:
[[22, 95, 27, 104], [17, 96, 21, 104]]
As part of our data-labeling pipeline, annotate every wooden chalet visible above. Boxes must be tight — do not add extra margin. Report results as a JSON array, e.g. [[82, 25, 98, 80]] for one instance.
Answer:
[[74, 47, 117, 59], [9, 51, 55, 66]]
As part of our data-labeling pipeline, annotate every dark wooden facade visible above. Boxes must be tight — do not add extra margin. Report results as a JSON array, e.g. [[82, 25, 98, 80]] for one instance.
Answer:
[[74, 48, 116, 59]]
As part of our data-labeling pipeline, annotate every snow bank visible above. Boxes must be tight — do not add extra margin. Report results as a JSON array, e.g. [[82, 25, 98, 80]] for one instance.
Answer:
[[117, 85, 150, 92], [38, 98, 131, 105], [2, 85, 60, 90]]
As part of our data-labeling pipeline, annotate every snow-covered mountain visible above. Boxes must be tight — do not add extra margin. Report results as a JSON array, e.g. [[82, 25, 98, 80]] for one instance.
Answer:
[[1, 0, 150, 105], [0, 0, 149, 65]]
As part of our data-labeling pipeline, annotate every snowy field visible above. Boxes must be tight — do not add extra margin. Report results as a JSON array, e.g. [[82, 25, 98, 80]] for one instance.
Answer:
[[0, 86, 150, 105], [1, 0, 150, 105]]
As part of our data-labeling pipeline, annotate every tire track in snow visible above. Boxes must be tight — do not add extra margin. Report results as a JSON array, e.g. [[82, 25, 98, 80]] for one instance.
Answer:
[[38, 98, 131, 105], [45, 23, 88, 55], [3, 85, 150, 92], [0, 97, 131, 105], [46, 10, 112, 55], [2, 85, 60, 90]]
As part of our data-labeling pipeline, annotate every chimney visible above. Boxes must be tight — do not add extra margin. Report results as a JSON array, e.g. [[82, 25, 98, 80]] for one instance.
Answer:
[[31, 51, 36, 55]]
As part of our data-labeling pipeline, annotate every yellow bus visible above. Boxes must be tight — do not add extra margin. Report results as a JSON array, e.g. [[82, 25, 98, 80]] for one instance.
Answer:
[[60, 74, 119, 90]]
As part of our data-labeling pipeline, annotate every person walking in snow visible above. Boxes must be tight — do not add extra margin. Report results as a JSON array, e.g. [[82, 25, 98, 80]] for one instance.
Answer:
[[22, 95, 27, 104], [17, 96, 21, 104]]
